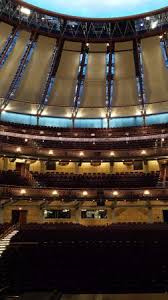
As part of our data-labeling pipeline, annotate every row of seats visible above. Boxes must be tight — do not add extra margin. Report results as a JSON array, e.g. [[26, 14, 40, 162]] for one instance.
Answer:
[[1, 134, 167, 151], [33, 171, 160, 188], [36, 138, 165, 150], [11, 222, 167, 243], [3, 222, 168, 293], [0, 121, 167, 138]]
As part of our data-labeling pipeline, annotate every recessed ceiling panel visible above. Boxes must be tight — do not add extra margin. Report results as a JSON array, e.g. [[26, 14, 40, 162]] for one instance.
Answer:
[[25, 0, 167, 18]]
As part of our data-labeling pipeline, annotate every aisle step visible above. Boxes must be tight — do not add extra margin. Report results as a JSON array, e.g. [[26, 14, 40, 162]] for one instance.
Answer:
[[0, 230, 18, 257]]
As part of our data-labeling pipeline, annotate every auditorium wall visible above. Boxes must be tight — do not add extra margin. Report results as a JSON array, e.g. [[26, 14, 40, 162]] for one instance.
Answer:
[[0, 158, 160, 174], [2, 201, 167, 224]]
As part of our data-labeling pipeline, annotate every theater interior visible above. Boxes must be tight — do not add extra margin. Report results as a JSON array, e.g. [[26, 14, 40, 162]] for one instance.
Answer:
[[0, 0, 167, 299]]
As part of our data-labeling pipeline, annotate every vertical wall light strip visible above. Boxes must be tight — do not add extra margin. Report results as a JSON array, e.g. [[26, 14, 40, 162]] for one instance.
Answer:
[[0, 32, 38, 111], [106, 42, 115, 120], [37, 38, 64, 116], [160, 33, 168, 68], [71, 42, 89, 119], [0, 27, 19, 69], [133, 39, 147, 125]]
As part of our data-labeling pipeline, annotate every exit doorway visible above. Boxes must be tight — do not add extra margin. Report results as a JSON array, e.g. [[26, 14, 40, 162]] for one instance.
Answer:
[[11, 210, 28, 225]]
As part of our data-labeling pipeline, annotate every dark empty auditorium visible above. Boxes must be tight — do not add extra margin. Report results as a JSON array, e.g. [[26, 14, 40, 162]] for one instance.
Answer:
[[0, 0, 168, 299]]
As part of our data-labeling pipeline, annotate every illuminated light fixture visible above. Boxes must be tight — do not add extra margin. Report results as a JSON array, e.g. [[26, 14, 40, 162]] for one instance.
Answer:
[[161, 138, 165, 142], [19, 207, 22, 210], [106, 43, 110, 47], [52, 190, 58, 196], [83, 191, 88, 196], [63, 209, 69, 213], [141, 150, 146, 155], [86, 43, 89, 47], [151, 20, 158, 29], [66, 112, 71, 118], [144, 190, 150, 196], [40, 131, 44, 135], [79, 151, 84, 157], [16, 147, 21, 152], [49, 150, 53, 155], [91, 133, 95, 137], [57, 132, 61, 136], [25, 138, 28, 142], [110, 151, 115, 156], [113, 191, 119, 196], [159, 34, 163, 39], [20, 189, 26, 195], [20, 6, 31, 15]]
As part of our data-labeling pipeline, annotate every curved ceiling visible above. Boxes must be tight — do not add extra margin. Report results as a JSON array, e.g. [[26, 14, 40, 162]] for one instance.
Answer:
[[25, 0, 167, 18]]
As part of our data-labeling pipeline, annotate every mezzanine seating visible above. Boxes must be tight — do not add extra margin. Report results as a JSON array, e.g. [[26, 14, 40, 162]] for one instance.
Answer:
[[0, 121, 167, 139], [0, 170, 30, 186], [33, 171, 160, 188]]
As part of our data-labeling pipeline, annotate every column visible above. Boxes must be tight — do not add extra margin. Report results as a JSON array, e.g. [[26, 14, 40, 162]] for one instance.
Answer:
[[3, 157, 8, 171], [148, 207, 153, 224], [143, 160, 149, 174], [40, 161, 46, 173]]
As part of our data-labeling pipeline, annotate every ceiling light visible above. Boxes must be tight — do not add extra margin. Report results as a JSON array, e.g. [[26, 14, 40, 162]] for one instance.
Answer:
[[16, 147, 21, 152], [83, 191, 88, 196], [110, 151, 115, 156], [25, 138, 28, 142], [86, 43, 89, 47], [79, 151, 84, 157], [52, 190, 58, 196], [113, 191, 119, 196], [20, 7, 31, 15], [151, 20, 158, 29], [20, 189, 26, 195], [144, 190, 150, 196], [49, 150, 53, 155], [141, 150, 146, 155]]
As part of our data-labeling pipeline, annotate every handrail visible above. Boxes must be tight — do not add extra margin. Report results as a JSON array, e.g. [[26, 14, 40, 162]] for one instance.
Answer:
[[0, 129, 167, 143], [0, 224, 17, 240]]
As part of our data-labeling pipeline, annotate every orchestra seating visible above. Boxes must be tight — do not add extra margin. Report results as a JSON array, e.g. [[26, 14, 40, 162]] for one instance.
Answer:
[[33, 171, 160, 188], [3, 223, 168, 293], [0, 170, 30, 186]]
